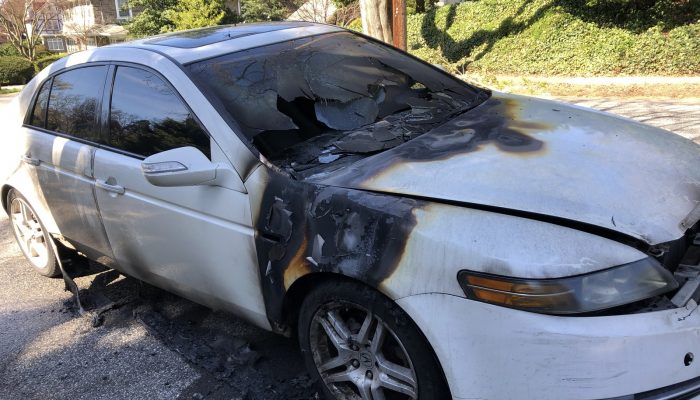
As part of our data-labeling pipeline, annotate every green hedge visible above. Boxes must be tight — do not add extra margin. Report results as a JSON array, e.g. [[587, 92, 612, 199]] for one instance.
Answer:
[[35, 53, 68, 71], [0, 56, 35, 85], [0, 44, 21, 57], [405, 0, 700, 76]]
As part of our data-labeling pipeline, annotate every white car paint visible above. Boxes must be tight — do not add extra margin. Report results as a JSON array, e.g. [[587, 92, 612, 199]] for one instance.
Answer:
[[2, 22, 699, 400], [399, 293, 700, 399]]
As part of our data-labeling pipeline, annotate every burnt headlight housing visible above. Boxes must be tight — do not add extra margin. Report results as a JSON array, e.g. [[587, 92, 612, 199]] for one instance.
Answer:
[[458, 257, 679, 314]]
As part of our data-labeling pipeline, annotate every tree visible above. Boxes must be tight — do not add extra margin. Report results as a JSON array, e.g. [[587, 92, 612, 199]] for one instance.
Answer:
[[124, 0, 176, 36], [0, 0, 61, 61], [359, 0, 391, 43], [240, 0, 299, 22], [126, 0, 235, 37], [162, 0, 230, 31], [415, 0, 424, 13]]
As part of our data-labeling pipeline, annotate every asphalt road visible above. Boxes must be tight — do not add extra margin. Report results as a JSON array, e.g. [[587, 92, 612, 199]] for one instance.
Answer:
[[0, 92, 699, 400], [0, 209, 318, 400]]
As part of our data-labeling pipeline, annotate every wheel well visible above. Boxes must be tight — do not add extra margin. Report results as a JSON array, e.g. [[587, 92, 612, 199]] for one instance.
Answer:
[[283, 272, 454, 397], [1, 185, 12, 213], [281, 272, 373, 335]]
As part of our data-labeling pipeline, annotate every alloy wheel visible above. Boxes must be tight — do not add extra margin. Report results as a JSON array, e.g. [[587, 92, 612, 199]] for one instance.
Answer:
[[309, 301, 418, 400], [10, 197, 50, 269]]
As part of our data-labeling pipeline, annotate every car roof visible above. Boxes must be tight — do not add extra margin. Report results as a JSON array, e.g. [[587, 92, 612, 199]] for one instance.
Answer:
[[104, 21, 345, 65]]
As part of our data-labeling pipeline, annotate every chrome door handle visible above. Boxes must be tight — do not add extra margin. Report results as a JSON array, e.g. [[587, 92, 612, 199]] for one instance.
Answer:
[[21, 155, 40, 166], [96, 180, 125, 195]]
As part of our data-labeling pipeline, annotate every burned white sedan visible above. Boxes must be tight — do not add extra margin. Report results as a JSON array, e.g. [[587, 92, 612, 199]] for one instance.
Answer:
[[2, 22, 700, 400]]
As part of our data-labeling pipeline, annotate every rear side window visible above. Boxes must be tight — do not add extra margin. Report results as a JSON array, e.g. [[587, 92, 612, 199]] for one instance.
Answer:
[[29, 79, 51, 128], [46, 66, 108, 143], [108, 66, 210, 158]]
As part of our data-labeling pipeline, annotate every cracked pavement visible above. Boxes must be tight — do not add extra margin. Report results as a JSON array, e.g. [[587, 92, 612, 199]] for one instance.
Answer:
[[0, 92, 698, 399]]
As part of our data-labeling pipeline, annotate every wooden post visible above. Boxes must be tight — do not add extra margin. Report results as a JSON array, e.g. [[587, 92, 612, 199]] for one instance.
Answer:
[[392, 0, 406, 50]]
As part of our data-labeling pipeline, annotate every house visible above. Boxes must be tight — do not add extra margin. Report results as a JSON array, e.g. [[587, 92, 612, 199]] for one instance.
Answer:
[[41, 0, 133, 53], [40, 0, 242, 54]]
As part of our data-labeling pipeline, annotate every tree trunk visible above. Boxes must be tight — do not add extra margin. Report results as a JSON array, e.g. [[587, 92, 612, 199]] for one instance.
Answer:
[[359, 0, 392, 43]]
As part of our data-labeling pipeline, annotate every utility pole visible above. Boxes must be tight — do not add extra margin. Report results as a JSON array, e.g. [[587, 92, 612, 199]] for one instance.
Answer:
[[392, 0, 406, 50]]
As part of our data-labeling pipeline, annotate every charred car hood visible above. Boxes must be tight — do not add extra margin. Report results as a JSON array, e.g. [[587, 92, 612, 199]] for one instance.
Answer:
[[313, 93, 700, 245]]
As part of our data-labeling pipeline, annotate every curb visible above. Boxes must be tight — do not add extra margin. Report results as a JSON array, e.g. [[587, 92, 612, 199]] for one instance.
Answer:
[[466, 75, 700, 86]]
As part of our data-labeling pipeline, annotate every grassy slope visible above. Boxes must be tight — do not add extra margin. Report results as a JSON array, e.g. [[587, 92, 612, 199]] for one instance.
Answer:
[[406, 0, 700, 76]]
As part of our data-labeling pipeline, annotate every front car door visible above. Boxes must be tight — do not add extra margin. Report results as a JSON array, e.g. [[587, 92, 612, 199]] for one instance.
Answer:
[[20, 65, 114, 263], [92, 64, 268, 328]]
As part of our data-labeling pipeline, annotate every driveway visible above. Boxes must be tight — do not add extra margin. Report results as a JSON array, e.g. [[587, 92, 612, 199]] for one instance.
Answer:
[[0, 93, 698, 399], [0, 94, 17, 108]]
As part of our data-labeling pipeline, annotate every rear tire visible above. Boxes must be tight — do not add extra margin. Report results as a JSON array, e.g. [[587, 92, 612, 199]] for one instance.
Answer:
[[298, 280, 450, 400], [6, 189, 60, 277]]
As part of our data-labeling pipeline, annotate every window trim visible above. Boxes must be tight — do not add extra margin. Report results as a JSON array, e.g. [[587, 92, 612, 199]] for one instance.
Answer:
[[44, 64, 109, 144], [44, 37, 65, 51], [27, 76, 53, 129], [114, 0, 133, 20], [23, 61, 212, 161]]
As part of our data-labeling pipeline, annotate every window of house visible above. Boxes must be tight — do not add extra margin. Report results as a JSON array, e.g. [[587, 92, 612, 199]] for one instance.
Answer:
[[46, 66, 108, 143], [108, 66, 210, 158], [45, 37, 65, 52], [115, 0, 132, 19], [29, 79, 52, 129], [44, 19, 61, 31]]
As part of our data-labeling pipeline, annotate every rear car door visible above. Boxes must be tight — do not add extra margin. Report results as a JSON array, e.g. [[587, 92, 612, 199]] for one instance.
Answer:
[[92, 64, 267, 326], [21, 65, 114, 262]]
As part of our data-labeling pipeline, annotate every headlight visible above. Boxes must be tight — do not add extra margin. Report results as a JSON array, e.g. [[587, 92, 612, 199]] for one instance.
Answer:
[[458, 257, 679, 314]]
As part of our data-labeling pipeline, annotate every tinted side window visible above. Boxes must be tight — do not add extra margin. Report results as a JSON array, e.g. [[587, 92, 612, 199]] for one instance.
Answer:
[[46, 66, 108, 143], [29, 79, 51, 128], [109, 66, 210, 158]]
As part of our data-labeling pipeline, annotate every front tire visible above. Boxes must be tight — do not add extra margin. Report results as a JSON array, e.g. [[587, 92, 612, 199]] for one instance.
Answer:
[[298, 280, 450, 400], [6, 189, 60, 277]]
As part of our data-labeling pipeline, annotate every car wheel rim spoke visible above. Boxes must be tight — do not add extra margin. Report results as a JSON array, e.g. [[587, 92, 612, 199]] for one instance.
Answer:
[[370, 321, 386, 354], [377, 355, 418, 398], [319, 314, 351, 351], [358, 375, 374, 400], [318, 355, 347, 373], [310, 301, 418, 400], [325, 369, 353, 384], [355, 311, 374, 344], [371, 385, 387, 400], [10, 198, 49, 268]]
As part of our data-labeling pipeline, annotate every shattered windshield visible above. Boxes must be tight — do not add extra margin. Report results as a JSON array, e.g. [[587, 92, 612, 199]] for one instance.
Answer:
[[188, 31, 488, 178]]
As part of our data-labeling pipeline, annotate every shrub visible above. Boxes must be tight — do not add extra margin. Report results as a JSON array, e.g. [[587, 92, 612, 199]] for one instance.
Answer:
[[0, 44, 21, 57], [0, 56, 35, 86], [406, 0, 700, 76], [35, 53, 67, 71]]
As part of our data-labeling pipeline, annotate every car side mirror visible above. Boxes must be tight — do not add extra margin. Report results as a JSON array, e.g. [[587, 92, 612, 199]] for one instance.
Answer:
[[141, 147, 246, 193]]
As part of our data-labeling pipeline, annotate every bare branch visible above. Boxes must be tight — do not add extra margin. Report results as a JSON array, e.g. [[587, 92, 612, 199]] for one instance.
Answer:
[[0, 0, 63, 60]]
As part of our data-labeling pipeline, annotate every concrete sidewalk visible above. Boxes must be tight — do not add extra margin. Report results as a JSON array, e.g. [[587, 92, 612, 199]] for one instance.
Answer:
[[495, 76, 700, 86], [563, 97, 700, 142]]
